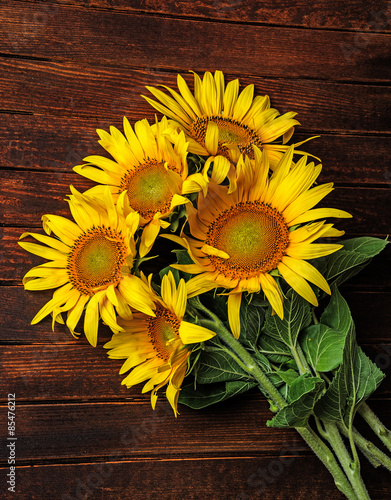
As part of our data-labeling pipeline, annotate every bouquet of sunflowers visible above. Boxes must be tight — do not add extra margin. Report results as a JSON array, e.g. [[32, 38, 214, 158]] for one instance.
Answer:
[[19, 71, 390, 499]]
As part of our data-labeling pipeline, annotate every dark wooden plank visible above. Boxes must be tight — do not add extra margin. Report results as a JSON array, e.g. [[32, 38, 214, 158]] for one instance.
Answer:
[[2, 60, 391, 134], [24, 0, 391, 32], [0, 398, 306, 460], [2, 2, 391, 82], [0, 397, 389, 462], [4, 455, 390, 500], [2, 171, 390, 232], [1, 114, 390, 186]]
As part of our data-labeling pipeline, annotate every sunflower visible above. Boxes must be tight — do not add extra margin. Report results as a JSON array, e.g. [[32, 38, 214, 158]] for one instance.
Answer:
[[19, 187, 155, 346], [73, 116, 206, 257], [165, 146, 352, 338], [143, 70, 311, 167], [104, 271, 215, 416]]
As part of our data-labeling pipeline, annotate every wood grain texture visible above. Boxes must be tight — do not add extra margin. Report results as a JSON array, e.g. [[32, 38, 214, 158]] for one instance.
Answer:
[[2, 1, 391, 82], [0, 456, 375, 500], [2, 59, 391, 136], [1, 1, 390, 499], [12, 0, 391, 32]]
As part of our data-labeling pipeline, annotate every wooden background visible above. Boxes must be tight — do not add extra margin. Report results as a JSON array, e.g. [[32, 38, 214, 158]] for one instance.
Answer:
[[1, 1, 390, 498]]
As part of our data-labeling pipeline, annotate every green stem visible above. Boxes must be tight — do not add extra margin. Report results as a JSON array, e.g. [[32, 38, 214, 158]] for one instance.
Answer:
[[290, 345, 307, 375], [323, 422, 371, 500], [194, 301, 358, 500], [338, 423, 391, 471], [199, 318, 286, 408], [358, 402, 391, 453], [297, 426, 358, 500]]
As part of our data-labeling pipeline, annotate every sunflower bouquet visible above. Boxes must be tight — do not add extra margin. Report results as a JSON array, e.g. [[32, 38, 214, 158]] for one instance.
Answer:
[[19, 71, 390, 499]]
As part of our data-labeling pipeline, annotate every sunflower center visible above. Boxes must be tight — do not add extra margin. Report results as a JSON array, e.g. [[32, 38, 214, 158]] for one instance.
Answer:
[[147, 305, 182, 360], [190, 116, 262, 158], [205, 201, 289, 279], [120, 160, 175, 219], [67, 227, 128, 296]]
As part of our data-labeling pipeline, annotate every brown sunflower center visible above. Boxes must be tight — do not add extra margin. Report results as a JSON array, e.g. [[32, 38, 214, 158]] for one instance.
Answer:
[[190, 116, 262, 158], [147, 305, 182, 361], [119, 160, 176, 219], [205, 201, 289, 279], [67, 227, 128, 296]]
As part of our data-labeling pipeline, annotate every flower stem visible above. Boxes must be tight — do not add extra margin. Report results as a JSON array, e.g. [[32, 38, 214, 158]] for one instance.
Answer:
[[323, 422, 371, 500], [297, 426, 359, 500], [338, 423, 391, 471], [358, 402, 391, 453], [199, 317, 286, 408], [194, 301, 358, 499]]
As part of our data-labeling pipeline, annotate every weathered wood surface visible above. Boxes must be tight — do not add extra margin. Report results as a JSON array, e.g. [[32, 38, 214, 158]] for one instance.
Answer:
[[0, 1, 390, 499]]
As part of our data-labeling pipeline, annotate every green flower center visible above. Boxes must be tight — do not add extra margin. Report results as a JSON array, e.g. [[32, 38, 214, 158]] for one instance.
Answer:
[[205, 201, 289, 279], [67, 227, 128, 295], [120, 160, 177, 219]]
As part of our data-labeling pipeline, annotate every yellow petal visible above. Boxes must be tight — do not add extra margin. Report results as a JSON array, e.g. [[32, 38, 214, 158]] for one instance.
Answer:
[[84, 290, 105, 347], [278, 262, 318, 306], [281, 256, 331, 295], [18, 241, 67, 262], [66, 294, 89, 336], [287, 243, 343, 260], [228, 292, 242, 339], [289, 208, 352, 226], [204, 121, 219, 156], [259, 273, 284, 319], [179, 321, 215, 343], [201, 244, 229, 259]]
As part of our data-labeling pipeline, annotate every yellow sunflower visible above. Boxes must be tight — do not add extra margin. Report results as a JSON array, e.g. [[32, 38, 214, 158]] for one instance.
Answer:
[[143, 70, 311, 167], [165, 146, 352, 338], [104, 271, 215, 416], [19, 186, 155, 346], [73, 116, 206, 257]]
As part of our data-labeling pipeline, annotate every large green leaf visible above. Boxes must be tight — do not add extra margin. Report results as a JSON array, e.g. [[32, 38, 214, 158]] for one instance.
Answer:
[[301, 287, 352, 372], [267, 375, 325, 428], [258, 333, 293, 364], [313, 322, 385, 424], [194, 348, 252, 384], [263, 289, 311, 349], [179, 380, 257, 409], [239, 299, 265, 349], [322, 237, 388, 287]]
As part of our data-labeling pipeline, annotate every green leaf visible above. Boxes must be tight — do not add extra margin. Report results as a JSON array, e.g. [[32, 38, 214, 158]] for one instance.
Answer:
[[158, 266, 180, 284], [194, 349, 251, 384], [321, 237, 388, 287], [354, 345, 385, 407], [313, 322, 385, 424], [179, 380, 257, 409], [263, 289, 311, 349], [276, 369, 300, 385], [267, 375, 325, 428], [258, 334, 293, 364], [239, 299, 265, 349], [301, 287, 352, 372]]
